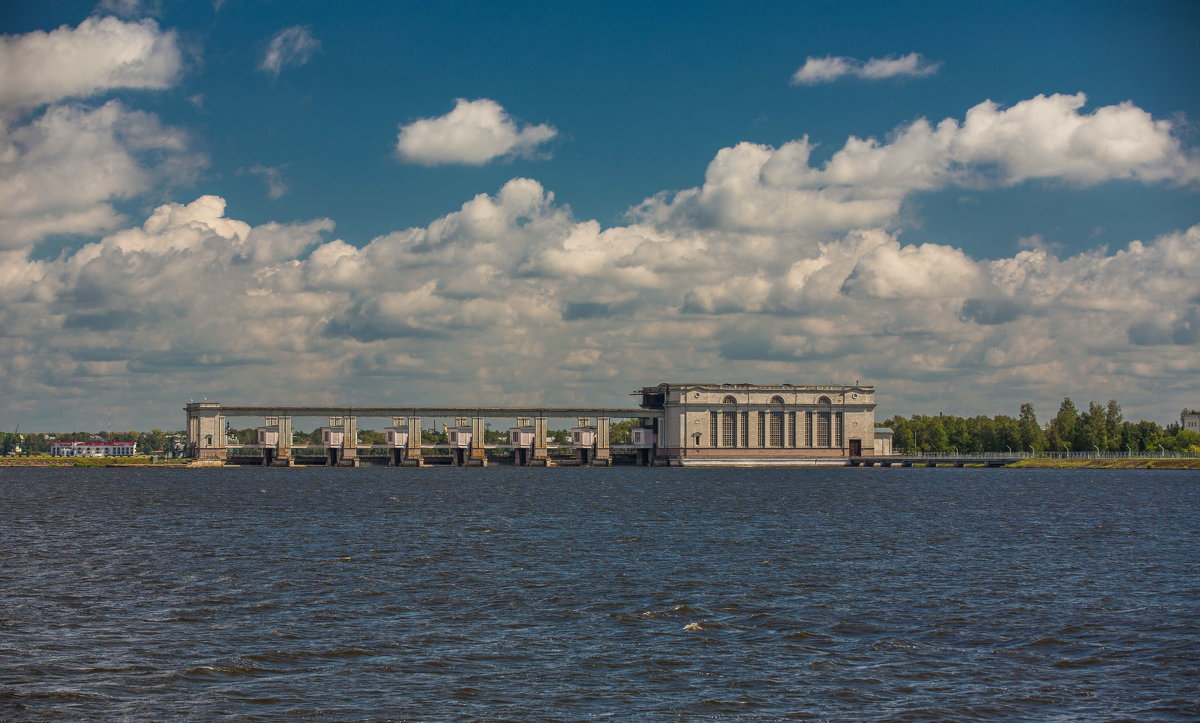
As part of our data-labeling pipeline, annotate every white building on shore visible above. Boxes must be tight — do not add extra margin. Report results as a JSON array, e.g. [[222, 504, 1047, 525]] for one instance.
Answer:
[[50, 441, 137, 457]]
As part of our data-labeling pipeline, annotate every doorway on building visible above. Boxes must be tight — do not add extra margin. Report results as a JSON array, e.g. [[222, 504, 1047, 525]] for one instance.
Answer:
[[849, 439, 862, 456]]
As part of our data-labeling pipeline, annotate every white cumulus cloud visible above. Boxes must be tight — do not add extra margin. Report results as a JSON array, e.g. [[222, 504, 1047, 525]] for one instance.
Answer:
[[0, 101, 204, 248], [637, 93, 1199, 235], [791, 52, 939, 85], [0, 16, 181, 110], [2, 180, 1196, 428], [259, 26, 319, 78], [396, 98, 558, 166]]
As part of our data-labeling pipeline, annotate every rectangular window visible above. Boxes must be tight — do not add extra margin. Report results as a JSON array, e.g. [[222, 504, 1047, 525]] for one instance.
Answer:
[[740, 412, 749, 447], [817, 413, 831, 447], [758, 412, 766, 447], [710, 412, 718, 447], [722, 412, 737, 447], [805, 412, 813, 447], [770, 412, 784, 447], [788, 412, 797, 447]]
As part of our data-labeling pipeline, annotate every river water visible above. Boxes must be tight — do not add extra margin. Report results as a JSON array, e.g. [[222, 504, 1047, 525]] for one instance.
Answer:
[[1, 467, 1197, 720]]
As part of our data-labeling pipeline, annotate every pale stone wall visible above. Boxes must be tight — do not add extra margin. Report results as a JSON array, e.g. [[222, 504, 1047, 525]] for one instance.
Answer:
[[644, 383, 877, 460]]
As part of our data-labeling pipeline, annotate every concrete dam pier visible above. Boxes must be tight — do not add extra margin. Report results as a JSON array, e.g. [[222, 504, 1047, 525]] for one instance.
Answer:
[[185, 382, 882, 467]]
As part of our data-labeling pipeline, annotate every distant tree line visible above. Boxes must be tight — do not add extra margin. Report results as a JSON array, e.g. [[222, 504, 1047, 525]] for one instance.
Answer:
[[2, 429, 182, 455], [883, 400, 1200, 454]]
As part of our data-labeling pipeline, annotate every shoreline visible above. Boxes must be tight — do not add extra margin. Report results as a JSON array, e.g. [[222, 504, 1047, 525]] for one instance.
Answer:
[[0, 457, 187, 468], [1005, 458, 1200, 470], [2, 457, 1197, 469]]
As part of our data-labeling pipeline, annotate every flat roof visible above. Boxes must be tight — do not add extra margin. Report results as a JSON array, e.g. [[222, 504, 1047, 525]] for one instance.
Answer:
[[191, 405, 662, 419]]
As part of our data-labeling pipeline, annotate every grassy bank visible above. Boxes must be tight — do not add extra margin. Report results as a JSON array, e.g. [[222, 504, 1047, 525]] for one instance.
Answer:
[[0, 456, 188, 467], [1008, 458, 1200, 470]]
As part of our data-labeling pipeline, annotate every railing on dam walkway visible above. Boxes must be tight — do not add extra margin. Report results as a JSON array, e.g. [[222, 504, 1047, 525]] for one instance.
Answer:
[[852, 450, 1199, 467]]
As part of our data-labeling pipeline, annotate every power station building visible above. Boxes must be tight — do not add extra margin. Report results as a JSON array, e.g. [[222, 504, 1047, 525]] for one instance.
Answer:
[[635, 382, 876, 464], [185, 381, 878, 466]]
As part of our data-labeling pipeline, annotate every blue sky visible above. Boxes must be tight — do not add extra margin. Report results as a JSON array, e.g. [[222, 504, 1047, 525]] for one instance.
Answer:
[[1, 0, 1198, 430]]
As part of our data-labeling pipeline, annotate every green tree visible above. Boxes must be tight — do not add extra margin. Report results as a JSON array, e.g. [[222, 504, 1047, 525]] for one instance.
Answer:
[[359, 429, 386, 445], [883, 416, 915, 453], [1116, 421, 1140, 453], [1165, 429, 1200, 452], [141, 428, 169, 452], [969, 415, 994, 452], [929, 417, 951, 453], [230, 427, 257, 445], [1078, 401, 1111, 452], [1017, 403, 1046, 451], [1048, 398, 1079, 451], [943, 415, 973, 452], [609, 419, 636, 444], [1136, 420, 1164, 453], [1104, 401, 1123, 448], [992, 415, 1021, 452]]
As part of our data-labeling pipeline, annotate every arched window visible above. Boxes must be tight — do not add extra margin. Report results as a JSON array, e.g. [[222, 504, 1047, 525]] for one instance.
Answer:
[[815, 396, 833, 446], [770, 395, 785, 405], [722, 395, 738, 404]]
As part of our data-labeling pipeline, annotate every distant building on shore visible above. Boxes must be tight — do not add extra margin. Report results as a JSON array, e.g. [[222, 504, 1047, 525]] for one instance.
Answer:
[[183, 381, 879, 466], [636, 382, 877, 463], [1183, 410, 1200, 433], [50, 441, 137, 457]]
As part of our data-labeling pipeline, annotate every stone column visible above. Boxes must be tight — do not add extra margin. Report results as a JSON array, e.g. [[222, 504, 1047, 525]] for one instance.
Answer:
[[408, 416, 423, 465], [340, 415, 358, 466], [594, 417, 611, 466], [468, 416, 488, 466], [277, 416, 292, 459], [186, 410, 199, 450], [532, 416, 549, 465]]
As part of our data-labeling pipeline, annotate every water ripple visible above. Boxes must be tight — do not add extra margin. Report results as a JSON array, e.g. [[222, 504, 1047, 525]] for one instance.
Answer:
[[1, 466, 1197, 720]]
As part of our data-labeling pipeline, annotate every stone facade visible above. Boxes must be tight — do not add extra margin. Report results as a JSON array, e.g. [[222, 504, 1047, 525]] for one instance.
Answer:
[[186, 401, 226, 459], [185, 383, 878, 466], [637, 383, 876, 464]]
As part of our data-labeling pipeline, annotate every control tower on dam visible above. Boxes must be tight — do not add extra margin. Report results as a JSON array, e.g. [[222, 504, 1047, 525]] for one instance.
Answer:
[[184, 382, 877, 467]]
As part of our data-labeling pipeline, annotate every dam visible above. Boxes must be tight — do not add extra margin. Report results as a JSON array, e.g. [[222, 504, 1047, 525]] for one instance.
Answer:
[[185, 382, 879, 467]]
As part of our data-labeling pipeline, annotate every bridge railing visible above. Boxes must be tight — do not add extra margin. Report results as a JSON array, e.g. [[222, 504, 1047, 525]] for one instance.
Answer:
[[1029, 450, 1199, 459], [888, 450, 1199, 459], [884, 451, 1024, 459]]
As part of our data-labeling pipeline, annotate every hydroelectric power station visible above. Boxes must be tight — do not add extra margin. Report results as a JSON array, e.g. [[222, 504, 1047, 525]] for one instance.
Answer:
[[185, 382, 880, 467]]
